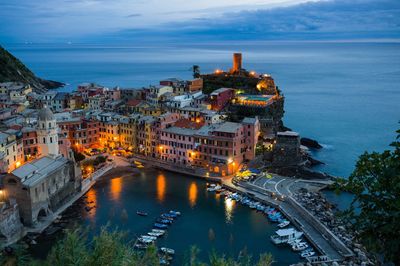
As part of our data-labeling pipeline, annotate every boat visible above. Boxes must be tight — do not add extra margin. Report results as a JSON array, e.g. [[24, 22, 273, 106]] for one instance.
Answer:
[[136, 211, 148, 216], [292, 242, 308, 251], [148, 232, 162, 237], [152, 229, 166, 234], [161, 213, 176, 219], [160, 247, 175, 255], [138, 238, 153, 244], [159, 258, 170, 265], [287, 238, 302, 246], [154, 223, 168, 229], [157, 218, 172, 224], [278, 220, 290, 228], [169, 210, 181, 216], [140, 235, 157, 240], [300, 249, 315, 258], [271, 228, 303, 245], [134, 243, 148, 249]]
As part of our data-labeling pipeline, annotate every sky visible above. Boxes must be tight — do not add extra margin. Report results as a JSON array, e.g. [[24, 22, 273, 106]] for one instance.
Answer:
[[0, 0, 399, 43]]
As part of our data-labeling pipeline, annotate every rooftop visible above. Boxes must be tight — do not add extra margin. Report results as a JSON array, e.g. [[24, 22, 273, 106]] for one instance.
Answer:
[[277, 131, 299, 137], [210, 88, 233, 96], [213, 121, 242, 134], [11, 155, 69, 187]]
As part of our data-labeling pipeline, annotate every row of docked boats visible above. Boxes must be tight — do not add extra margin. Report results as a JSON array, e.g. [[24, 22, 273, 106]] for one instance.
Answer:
[[134, 210, 181, 265], [226, 191, 291, 227], [207, 186, 317, 260]]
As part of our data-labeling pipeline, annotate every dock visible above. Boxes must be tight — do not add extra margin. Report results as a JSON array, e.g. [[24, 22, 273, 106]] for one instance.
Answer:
[[222, 178, 353, 263]]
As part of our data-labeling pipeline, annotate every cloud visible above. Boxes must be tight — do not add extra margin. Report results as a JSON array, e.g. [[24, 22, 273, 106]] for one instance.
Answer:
[[126, 13, 142, 17], [0, 0, 399, 43]]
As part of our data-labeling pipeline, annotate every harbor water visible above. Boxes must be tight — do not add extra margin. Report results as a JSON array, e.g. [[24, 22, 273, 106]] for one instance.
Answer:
[[30, 169, 301, 265]]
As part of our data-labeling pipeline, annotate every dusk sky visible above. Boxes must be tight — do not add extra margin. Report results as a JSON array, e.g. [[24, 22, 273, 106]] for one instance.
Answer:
[[1, 0, 399, 43]]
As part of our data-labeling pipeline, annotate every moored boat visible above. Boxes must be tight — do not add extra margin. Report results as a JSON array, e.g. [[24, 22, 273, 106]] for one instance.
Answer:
[[169, 210, 181, 216], [292, 242, 308, 251], [154, 223, 168, 229], [300, 249, 315, 258], [278, 220, 290, 228], [160, 247, 175, 255], [136, 211, 148, 216], [271, 228, 303, 245]]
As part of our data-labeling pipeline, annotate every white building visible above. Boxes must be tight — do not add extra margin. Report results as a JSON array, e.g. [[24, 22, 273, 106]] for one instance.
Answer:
[[37, 107, 59, 157]]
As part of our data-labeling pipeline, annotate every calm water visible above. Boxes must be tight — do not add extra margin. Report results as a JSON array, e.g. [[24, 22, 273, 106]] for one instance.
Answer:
[[5, 41, 400, 177], [32, 169, 301, 265]]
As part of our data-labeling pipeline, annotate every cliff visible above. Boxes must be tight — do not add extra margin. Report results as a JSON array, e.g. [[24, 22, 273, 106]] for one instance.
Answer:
[[0, 45, 64, 92]]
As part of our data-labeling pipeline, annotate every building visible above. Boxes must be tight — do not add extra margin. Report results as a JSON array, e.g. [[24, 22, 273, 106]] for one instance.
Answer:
[[230, 53, 242, 74], [0, 132, 19, 173], [208, 88, 235, 111], [187, 78, 203, 92], [2, 155, 80, 225], [88, 94, 106, 110], [158, 118, 259, 176], [36, 107, 59, 157], [272, 131, 301, 166]]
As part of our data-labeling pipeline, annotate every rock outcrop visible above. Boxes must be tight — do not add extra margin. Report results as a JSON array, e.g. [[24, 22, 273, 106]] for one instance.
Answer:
[[301, 137, 323, 149]]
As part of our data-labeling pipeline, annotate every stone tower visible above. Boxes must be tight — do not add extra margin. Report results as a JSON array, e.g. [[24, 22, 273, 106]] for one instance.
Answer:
[[231, 53, 242, 73], [37, 106, 59, 157]]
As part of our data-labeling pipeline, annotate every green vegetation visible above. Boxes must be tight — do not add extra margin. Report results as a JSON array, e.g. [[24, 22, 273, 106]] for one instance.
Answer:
[[338, 127, 400, 264], [0, 45, 63, 90], [191, 65, 201, 79], [73, 151, 86, 162], [2, 228, 274, 266]]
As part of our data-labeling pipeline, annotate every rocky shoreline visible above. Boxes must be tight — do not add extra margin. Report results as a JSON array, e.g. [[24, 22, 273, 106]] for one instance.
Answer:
[[292, 191, 375, 266]]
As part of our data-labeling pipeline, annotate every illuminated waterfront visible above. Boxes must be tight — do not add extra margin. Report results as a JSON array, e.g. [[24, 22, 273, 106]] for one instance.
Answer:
[[31, 168, 300, 265]]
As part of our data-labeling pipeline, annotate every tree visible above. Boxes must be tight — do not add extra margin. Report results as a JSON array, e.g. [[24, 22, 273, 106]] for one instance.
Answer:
[[192, 65, 201, 79], [343, 127, 400, 264], [73, 150, 85, 162], [6, 228, 274, 266]]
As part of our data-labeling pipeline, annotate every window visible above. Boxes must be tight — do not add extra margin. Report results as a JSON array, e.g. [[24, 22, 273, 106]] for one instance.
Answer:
[[43, 137, 46, 143], [50, 137, 53, 143]]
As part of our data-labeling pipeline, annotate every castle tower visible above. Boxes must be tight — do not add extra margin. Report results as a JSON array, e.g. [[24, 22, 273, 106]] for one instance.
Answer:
[[231, 53, 242, 73], [37, 106, 59, 157]]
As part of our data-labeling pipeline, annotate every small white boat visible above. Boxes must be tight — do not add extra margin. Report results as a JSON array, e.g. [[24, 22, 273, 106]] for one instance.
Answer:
[[160, 247, 175, 255], [138, 238, 153, 244], [271, 228, 303, 245], [278, 220, 290, 228], [148, 232, 162, 237], [169, 210, 181, 216], [152, 229, 165, 234], [300, 250, 315, 258], [140, 235, 157, 241], [287, 238, 302, 245], [292, 242, 308, 251]]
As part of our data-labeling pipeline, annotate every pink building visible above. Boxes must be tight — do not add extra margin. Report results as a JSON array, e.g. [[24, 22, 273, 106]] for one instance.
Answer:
[[159, 117, 259, 176], [105, 88, 121, 101]]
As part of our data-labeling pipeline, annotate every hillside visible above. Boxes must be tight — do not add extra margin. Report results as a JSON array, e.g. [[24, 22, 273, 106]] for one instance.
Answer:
[[0, 45, 63, 92]]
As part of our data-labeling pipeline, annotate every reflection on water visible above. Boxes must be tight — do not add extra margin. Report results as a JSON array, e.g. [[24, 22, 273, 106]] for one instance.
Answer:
[[225, 198, 235, 223], [110, 177, 122, 202], [86, 189, 97, 220], [157, 174, 166, 202], [188, 182, 198, 208]]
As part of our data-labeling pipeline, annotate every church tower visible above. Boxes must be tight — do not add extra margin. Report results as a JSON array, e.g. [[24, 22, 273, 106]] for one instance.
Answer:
[[37, 106, 59, 157]]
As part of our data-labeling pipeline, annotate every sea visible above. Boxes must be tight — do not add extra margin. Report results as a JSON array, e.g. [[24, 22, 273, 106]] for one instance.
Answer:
[[5, 41, 399, 178], [3, 41, 399, 263]]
